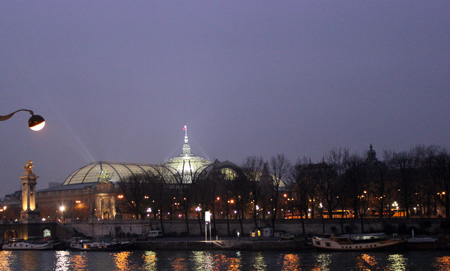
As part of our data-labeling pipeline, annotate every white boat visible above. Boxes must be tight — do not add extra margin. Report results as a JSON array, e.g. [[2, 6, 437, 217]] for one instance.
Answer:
[[2, 239, 54, 250], [407, 229, 437, 243], [312, 233, 406, 251]]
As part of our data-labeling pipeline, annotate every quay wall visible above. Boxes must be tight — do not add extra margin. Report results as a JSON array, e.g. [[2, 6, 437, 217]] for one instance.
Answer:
[[69, 218, 448, 238]]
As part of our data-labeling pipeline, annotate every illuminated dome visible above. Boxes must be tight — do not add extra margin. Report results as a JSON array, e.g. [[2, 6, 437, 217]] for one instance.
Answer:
[[63, 126, 211, 186], [163, 126, 211, 183], [63, 161, 161, 185]]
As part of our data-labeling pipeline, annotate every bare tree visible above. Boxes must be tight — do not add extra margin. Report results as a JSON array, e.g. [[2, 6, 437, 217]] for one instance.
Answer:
[[146, 167, 169, 233], [118, 173, 152, 219], [290, 159, 315, 235], [326, 148, 350, 232], [384, 150, 416, 218], [242, 156, 265, 227], [170, 167, 196, 235], [198, 161, 224, 234], [269, 154, 291, 235], [315, 162, 340, 219], [367, 160, 389, 220], [192, 168, 218, 236], [431, 148, 450, 218], [344, 154, 368, 232]]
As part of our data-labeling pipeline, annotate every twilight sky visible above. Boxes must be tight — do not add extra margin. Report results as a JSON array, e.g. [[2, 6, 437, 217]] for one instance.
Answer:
[[1, 1, 449, 195]]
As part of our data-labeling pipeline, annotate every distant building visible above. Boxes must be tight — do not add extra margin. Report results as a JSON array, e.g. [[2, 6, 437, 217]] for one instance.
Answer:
[[1, 126, 248, 222]]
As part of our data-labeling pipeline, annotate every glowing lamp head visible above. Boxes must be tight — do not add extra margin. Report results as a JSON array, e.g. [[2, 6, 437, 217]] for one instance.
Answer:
[[28, 114, 45, 131]]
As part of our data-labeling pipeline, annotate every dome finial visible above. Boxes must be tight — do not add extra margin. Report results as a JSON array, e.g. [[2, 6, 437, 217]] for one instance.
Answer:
[[182, 125, 191, 155]]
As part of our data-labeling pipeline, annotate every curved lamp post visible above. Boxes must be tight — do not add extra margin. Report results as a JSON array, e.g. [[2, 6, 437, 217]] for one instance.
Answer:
[[0, 109, 45, 131]]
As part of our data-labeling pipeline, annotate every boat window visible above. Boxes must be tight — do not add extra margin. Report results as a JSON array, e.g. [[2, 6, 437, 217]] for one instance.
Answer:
[[315, 241, 320, 245], [325, 242, 331, 247]]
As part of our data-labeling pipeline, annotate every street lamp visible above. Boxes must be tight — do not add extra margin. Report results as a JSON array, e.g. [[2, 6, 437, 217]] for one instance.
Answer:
[[0, 109, 45, 131], [60, 205, 65, 223]]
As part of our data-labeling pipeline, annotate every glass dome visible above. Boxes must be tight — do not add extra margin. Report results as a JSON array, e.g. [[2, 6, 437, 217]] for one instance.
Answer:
[[163, 127, 211, 183], [63, 161, 162, 185], [63, 126, 211, 186]]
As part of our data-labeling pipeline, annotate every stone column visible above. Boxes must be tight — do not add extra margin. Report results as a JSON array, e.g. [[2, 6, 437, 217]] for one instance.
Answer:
[[20, 161, 40, 223]]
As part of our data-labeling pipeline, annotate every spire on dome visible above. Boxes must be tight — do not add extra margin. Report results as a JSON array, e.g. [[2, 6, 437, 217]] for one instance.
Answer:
[[181, 125, 192, 156]]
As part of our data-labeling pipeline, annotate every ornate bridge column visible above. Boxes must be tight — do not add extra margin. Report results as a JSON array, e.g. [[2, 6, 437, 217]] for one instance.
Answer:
[[20, 161, 40, 223]]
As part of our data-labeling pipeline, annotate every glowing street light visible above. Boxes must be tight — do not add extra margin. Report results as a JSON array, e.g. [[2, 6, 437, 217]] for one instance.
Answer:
[[0, 109, 46, 131], [60, 205, 65, 223]]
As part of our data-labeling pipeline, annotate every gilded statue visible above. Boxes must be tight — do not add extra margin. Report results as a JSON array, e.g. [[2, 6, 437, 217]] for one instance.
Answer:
[[99, 169, 113, 183], [24, 160, 34, 174]]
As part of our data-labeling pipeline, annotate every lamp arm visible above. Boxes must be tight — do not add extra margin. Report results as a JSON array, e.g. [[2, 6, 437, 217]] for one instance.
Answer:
[[0, 109, 34, 121]]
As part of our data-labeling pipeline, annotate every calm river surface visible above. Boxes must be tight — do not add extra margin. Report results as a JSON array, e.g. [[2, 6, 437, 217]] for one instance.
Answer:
[[0, 250, 450, 271]]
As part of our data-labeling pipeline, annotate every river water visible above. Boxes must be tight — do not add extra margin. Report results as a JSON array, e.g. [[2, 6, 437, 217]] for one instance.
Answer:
[[0, 250, 449, 271]]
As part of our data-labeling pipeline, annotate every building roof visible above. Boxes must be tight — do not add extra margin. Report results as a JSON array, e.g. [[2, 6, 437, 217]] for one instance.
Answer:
[[62, 161, 162, 185], [163, 126, 211, 183], [62, 126, 211, 185]]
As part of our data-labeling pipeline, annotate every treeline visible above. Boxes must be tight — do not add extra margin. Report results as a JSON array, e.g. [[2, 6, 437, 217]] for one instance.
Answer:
[[117, 144, 450, 236]]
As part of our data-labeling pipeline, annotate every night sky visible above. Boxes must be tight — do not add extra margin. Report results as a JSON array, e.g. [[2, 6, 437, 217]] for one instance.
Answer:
[[1, 1, 449, 195]]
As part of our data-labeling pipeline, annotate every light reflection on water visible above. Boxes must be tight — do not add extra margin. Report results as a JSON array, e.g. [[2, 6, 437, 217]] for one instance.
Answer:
[[280, 254, 300, 271], [143, 251, 157, 270], [434, 256, 450, 271], [0, 250, 14, 270], [355, 253, 378, 271], [253, 251, 266, 271], [114, 251, 132, 270], [70, 253, 87, 270], [0, 250, 449, 270], [387, 254, 407, 271], [314, 253, 332, 271], [54, 250, 70, 271]]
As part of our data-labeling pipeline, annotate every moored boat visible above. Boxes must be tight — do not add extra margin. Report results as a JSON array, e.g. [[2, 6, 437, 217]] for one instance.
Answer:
[[70, 238, 133, 251], [312, 233, 406, 251], [2, 238, 54, 250], [405, 229, 449, 250]]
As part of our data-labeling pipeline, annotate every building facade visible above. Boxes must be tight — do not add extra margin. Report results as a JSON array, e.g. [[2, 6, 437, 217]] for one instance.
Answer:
[[1, 127, 249, 223]]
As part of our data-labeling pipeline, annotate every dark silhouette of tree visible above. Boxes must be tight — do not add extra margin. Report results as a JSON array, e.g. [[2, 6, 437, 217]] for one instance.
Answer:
[[197, 160, 225, 233], [191, 164, 222, 236], [146, 167, 169, 233], [365, 145, 389, 220], [169, 165, 199, 235], [410, 145, 439, 218], [368, 161, 390, 220], [385, 150, 416, 218], [269, 154, 291, 235], [290, 159, 316, 235], [315, 162, 340, 219], [343, 154, 368, 231], [326, 148, 350, 232], [118, 173, 153, 219], [242, 156, 265, 227], [431, 149, 450, 218], [230, 171, 250, 235]]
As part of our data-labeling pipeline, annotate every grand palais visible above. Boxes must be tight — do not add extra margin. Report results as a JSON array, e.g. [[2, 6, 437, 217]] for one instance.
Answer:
[[0, 127, 273, 223]]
